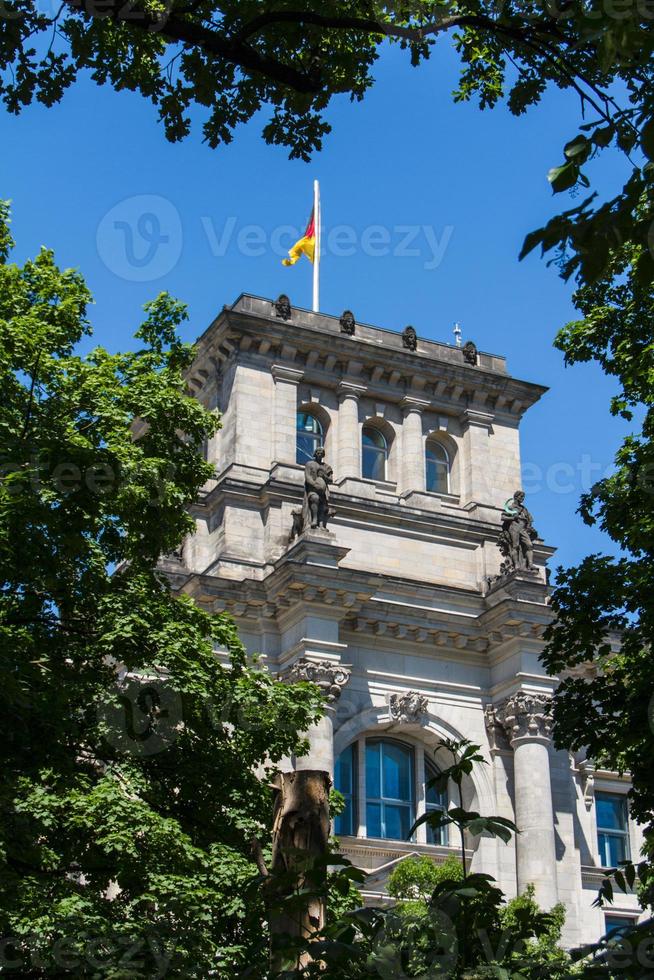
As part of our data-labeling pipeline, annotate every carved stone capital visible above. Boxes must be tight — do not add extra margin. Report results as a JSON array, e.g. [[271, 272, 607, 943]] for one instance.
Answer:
[[271, 364, 304, 385], [288, 658, 351, 702], [337, 380, 366, 402], [491, 692, 553, 744], [399, 396, 430, 416], [389, 691, 428, 724]]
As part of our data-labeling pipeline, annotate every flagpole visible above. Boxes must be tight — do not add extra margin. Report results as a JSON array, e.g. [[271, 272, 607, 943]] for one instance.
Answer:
[[312, 179, 320, 312]]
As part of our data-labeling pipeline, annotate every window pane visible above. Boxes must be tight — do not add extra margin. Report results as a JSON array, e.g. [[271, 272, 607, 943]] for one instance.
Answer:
[[362, 428, 387, 481], [296, 412, 323, 464], [363, 446, 385, 481], [426, 459, 448, 494], [366, 742, 381, 798], [366, 802, 382, 839], [599, 832, 628, 867], [362, 428, 386, 451], [604, 915, 636, 938], [597, 793, 627, 831], [335, 801, 354, 837], [425, 766, 446, 807], [384, 804, 412, 841], [335, 745, 353, 796], [382, 742, 413, 801], [426, 443, 449, 494], [426, 807, 446, 845]]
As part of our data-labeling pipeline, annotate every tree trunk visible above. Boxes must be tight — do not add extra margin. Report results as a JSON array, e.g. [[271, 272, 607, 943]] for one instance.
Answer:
[[269, 769, 331, 970]]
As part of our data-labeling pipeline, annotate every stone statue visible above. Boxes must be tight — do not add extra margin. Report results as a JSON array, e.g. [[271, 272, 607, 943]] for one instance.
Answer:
[[304, 447, 333, 529], [498, 490, 538, 572], [289, 447, 334, 539], [462, 340, 478, 365], [339, 310, 356, 335], [402, 325, 418, 351], [273, 293, 291, 320]]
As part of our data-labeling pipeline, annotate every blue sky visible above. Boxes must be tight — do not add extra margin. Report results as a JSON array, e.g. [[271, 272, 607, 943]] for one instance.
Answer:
[[1, 38, 632, 575]]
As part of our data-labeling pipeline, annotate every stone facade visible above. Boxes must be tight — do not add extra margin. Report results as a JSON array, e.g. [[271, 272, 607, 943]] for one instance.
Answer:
[[168, 293, 643, 947]]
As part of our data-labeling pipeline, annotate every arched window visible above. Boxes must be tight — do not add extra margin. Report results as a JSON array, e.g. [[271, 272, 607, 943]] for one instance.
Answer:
[[426, 441, 450, 495], [334, 738, 450, 844], [362, 426, 388, 481], [296, 411, 323, 465]]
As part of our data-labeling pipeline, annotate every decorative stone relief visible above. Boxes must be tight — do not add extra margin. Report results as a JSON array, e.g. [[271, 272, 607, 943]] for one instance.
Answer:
[[484, 703, 509, 751], [288, 659, 351, 702], [389, 691, 428, 724], [491, 692, 553, 743], [578, 759, 596, 810], [339, 310, 356, 335], [462, 340, 478, 365], [402, 325, 418, 351], [273, 293, 292, 320]]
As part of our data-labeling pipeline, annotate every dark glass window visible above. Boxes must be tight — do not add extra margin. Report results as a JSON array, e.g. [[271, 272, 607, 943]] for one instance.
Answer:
[[425, 761, 448, 845], [596, 792, 630, 867], [426, 441, 450, 494], [334, 740, 449, 844], [296, 412, 323, 465], [362, 426, 388, 481], [334, 743, 356, 837], [604, 914, 637, 938], [366, 739, 414, 841]]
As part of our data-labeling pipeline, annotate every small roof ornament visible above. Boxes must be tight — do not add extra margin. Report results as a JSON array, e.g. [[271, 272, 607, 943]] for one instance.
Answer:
[[453, 322, 462, 347], [402, 325, 418, 351]]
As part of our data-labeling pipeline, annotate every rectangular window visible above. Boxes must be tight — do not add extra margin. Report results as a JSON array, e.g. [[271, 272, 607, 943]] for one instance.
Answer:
[[604, 914, 637, 938], [596, 792, 630, 868]]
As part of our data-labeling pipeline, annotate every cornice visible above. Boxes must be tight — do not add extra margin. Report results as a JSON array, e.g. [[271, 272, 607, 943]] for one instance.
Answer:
[[190, 294, 548, 421]]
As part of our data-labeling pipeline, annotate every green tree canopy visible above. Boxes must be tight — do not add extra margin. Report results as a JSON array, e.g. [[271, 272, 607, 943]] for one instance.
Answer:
[[0, 201, 323, 976]]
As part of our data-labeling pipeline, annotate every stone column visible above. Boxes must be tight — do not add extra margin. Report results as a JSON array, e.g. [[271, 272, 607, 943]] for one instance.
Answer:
[[272, 365, 304, 464], [400, 396, 429, 493], [288, 659, 351, 779], [459, 407, 494, 507], [494, 692, 558, 909], [337, 382, 365, 479]]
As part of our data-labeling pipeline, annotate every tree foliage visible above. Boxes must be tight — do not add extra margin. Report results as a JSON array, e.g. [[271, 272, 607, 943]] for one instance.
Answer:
[[0, 202, 324, 977]]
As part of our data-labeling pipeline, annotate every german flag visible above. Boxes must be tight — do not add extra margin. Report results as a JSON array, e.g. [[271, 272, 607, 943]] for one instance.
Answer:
[[282, 208, 316, 266]]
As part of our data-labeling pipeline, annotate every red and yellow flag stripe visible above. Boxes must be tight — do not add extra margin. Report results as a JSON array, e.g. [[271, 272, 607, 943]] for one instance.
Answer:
[[282, 208, 316, 266]]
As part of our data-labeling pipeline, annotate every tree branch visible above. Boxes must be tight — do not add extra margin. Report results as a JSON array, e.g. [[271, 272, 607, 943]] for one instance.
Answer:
[[61, 0, 323, 93]]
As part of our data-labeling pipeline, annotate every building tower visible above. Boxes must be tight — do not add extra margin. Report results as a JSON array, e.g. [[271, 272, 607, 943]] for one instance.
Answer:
[[165, 294, 642, 947]]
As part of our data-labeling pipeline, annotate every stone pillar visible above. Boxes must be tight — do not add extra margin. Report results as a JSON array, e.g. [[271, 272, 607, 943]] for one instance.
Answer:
[[414, 741, 427, 844], [287, 659, 351, 779], [400, 396, 429, 493], [272, 365, 304, 464], [459, 408, 494, 507], [494, 692, 558, 909], [337, 382, 365, 479]]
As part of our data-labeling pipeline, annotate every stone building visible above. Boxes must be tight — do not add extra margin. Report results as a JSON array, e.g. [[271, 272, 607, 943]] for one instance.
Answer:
[[168, 293, 643, 948]]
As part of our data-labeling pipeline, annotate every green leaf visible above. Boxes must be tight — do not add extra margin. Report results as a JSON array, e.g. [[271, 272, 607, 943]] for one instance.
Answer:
[[564, 134, 592, 162], [548, 162, 579, 194]]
